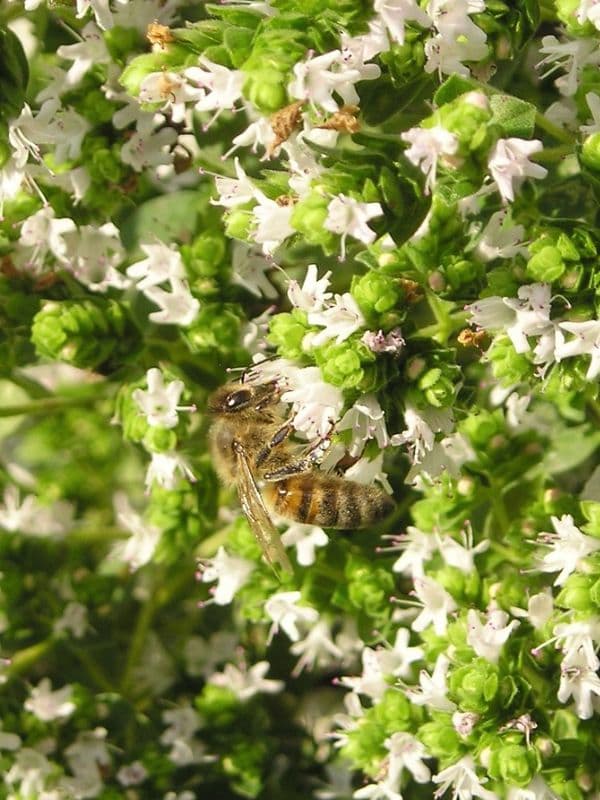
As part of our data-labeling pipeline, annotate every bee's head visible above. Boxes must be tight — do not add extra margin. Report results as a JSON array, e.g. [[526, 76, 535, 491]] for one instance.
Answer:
[[208, 381, 279, 416]]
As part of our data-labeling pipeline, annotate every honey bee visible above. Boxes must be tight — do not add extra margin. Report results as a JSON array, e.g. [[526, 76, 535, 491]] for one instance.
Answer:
[[208, 380, 395, 572]]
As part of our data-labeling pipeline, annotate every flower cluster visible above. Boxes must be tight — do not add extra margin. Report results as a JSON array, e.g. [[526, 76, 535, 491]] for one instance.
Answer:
[[2, 1, 600, 799]]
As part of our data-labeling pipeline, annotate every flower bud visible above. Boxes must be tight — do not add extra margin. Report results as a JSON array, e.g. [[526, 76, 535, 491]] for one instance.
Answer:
[[526, 245, 565, 283], [581, 133, 600, 172], [449, 659, 499, 713], [488, 743, 540, 788], [268, 311, 311, 361]]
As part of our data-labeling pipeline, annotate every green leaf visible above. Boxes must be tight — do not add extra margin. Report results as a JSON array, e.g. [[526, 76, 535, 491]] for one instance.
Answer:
[[0, 26, 29, 122], [489, 93, 536, 139], [118, 191, 206, 254], [434, 75, 478, 106], [543, 424, 600, 476]]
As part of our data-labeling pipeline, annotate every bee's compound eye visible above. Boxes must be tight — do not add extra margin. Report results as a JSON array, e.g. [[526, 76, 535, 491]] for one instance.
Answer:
[[226, 389, 251, 409]]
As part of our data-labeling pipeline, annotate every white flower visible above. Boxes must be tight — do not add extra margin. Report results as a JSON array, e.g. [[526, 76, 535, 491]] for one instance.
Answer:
[[281, 367, 344, 439], [139, 71, 202, 124], [466, 607, 520, 663], [555, 319, 600, 380], [117, 762, 148, 787], [121, 125, 177, 172], [402, 125, 459, 194], [412, 576, 457, 635], [145, 450, 196, 491], [57, 22, 110, 86], [281, 522, 329, 566], [536, 514, 600, 586], [552, 618, 600, 670], [353, 781, 402, 800], [264, 591, 319, 642], [577, 0, 600, 27], [339, 646, 391, 700], [6, 749, 53, 797], [144, 279, 200, 326], [132, 367, 192, 429], [377, 628, 424, 679], [199, 546, 254, 605], [391, 526, 438, 578], [436, 527, 489, 573], [344, 453, 393, 493], [581, 91, 600, 135], [488, 138, 547, 203], [160, 706, 210, 766], [111, 495, 162, 570], [324, 194, 383, 258], [62, 726, 110, 797], [288, 263, 332, 312], [0, 485, 73, 536], [424, 2, 488, 77], [25, 678, 75, 722], [186, 58, 245, 124], [374, 0, 430, 45], [289, 50, 362, 113], [386, 731, 431, 786], [507, 777, 559, 800], [289, 619, 343, 674], [17, 206, 76, 270], [474, 210, 527, 262], [76, 0, 114, 29], [231, 242, 277, 298], [54, 602, 88, 639], [391, 405, 453, 463], [252, 191, 295, 254], [407, 653, 456, 712], [0, 722, 21, 752], [212, 157, 258, 207], [432, 755, 498, 800], [126, 241, 186, 291], [337, 394, 389, 458], [452, 711, 480, 737], [208, 661, 284, 700], [307, 292, 366, 347], [224, 116, 277, 159], [362, 328, 405, 354], [537, 35, 600, 97], [558, 651, 600, 719], [64, 222, 128, 293]]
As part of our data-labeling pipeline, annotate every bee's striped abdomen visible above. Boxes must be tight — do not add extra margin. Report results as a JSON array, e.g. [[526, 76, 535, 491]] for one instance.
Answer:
[[263, 475, 394, 529]]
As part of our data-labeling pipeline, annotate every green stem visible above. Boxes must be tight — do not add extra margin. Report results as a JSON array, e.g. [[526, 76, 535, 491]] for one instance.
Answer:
[[6, 638, 55, 679], [66, 644, 114, 692], [0, 395, 99, 418], [488, 484, 511, 537], [535, 112, 573, 146], [196, 525, 232, 557], [533, 144, 573, 164]]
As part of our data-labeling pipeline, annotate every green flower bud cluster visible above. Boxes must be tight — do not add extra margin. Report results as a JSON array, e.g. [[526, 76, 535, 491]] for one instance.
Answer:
[[268, 310, 312, 362], [314, 337, 384, 393], [487, 334, 533, 386], [404, 349, 460, 408], [340, 555, 395, 629], [379, 29, 426, 90], [290, 191, 338, 254], [183, 302, 247, 362], [351, 271, 405, 327], [181, 232, 230, 299], [526, 227, 597, 291], [31, 298, 138, 371]]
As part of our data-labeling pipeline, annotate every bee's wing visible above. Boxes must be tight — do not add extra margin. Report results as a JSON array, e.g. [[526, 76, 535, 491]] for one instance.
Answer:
[[235, 444, 292, 574]]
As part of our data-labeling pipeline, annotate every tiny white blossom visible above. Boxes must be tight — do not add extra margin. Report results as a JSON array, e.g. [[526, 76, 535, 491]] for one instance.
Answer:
[[224, 116, 277, 159], [281, 522, 329, 566], [466, 607, 520, 663], [56, 22, 110, 86], [0, 722, 21, 752], [0, 485, 74, 536], [161, 706, 210, 766], [184, 631, 238, 678], [362, 328, 405, 354], [488, 138, 548, 203], [265, 591, 319, 642], [374, 0, 430, 45], [139, 71, 203, 124], [289, 50, 362, 113], [111, 494, 162, 570], [402, 125, 459, 194], [231, 242, 277, 298], [144, 279, 200, 326], [307, 292, 366, 347], [208, 660, 284, 700], [126, 241, 186, 291], [76, 0, 114, 29], [391, 526, 438, 578], [555, 319, 600, 380], [54, 601, 88, 639], [25, 678, 75, 722], [252, 191, 295, 254], [324, 195, 383, 258], [552, 618, 600, 670], [432, 755, 498, 800], [281, 367, 344, 439], [536, 514, 600, 586], [212, 157, 258, 207], [391, 405, 453, 463], [121, 124, 177, 173], [506, 777, 559, 800], [337, 394, 389, 457], [17, 206, 76, 270], [436, 527, 489, 573], [344, 452, 393, 493], [199, 546, 254, 605], [377, 628, 424, 679], [412, 576, 457, 635], [6, 749, 53, 797], [577, 0, 600, 28], [288, 263, 332, 312], [537, 35, 600, 97], [290, 619, 343, 674], [558, 651, 600, 719], [117, 762, 148, 787], [354, 781, 402, 800], [474, 210, 527, 262], [63, 222, 128, 293], [452, 711, 480, 737], [186, 58, 245, 125], [407, 653, 456, 712], [339, 646, 391, 700], [132, 367, 192, 429], [386, 731, 431, 786], [145, 450, 195, 491], [581, 91, 600, 135]]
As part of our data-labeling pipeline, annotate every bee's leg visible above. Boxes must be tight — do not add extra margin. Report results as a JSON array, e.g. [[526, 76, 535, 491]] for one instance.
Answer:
[[263, 434, 332, 481], [254, 422, 294, 467]]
